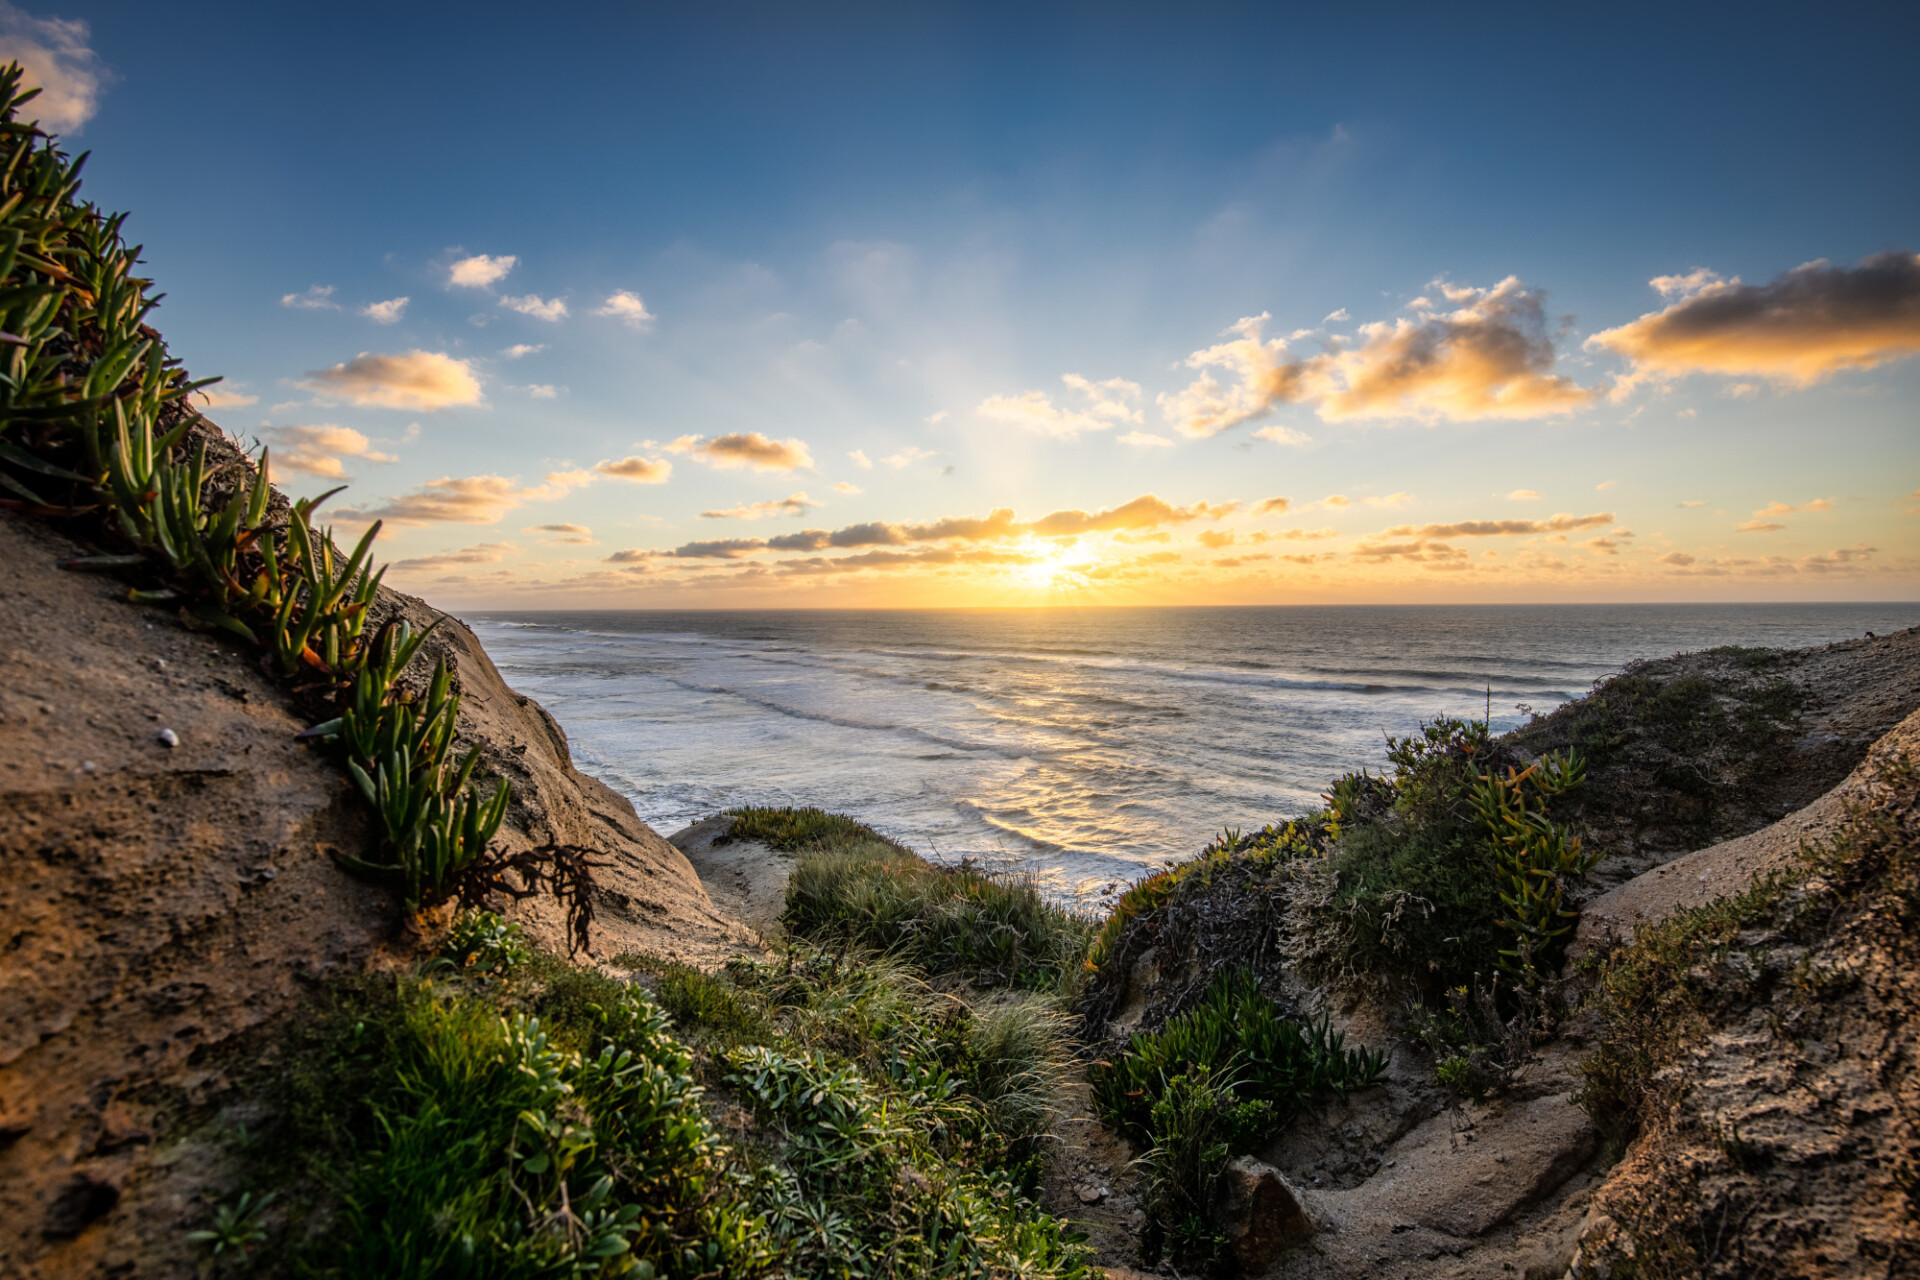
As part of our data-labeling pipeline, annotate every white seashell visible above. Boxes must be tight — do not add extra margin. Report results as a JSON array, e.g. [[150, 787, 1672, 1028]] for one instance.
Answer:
[[156, 728, 179, 748]]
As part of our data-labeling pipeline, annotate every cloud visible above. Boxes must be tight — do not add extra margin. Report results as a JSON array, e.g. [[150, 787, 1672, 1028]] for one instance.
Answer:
[[1350, 538, 1470, 565], [701, 492, 819, 520], [1160, 278, 1590, 435], [848, 449, 873, 469], [926, 410, 949, 425], [0, 3, 108, 133], [1507, 489, 1541, 500], [362, 296, 408, 324], [1596, 480, 1616, 491], [500, 294, 568, 321], [523, 384, 558, 399], [977, 373, 1142, 439], [1251, 527, 1338, 542], [832, 481, 863, 494], [449, 253, 517, 289], [1589, 251, 1920, 386], [1321, 495, 1350, 508], [1254, 496, 1290, 514], [525, 522, 596, 545], [666, 538, 766, 559], [340, 470, 591, 525], [1736, 520, 1785, 533], [268, 423, 398, 478], [281, 285, 339, 311], [603, 548, 651, 564], [1196, 529, 1235, 548], [195, 384, 258, 409], [595, 290, 655, 329], [301, 350, 483, 411], [392, 542, 518, 571], [594, 455, 672, 483], [1118, 430, 1175, 448], [666, 432, 814, 473], [1027, 494, 1231, 537], [1252, 425, 1311, 445], [501, 343, 546, 359], [1660, 552, 1696, 566], [1381, 512, 1613, 539], [886, 447, 937, 468], [1679, 499, 1708, 508], [1737, 498, 1832, 531]]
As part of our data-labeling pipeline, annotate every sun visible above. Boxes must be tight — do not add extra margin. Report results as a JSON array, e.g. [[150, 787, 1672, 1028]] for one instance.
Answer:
[[1013, 538, 1100, 591]]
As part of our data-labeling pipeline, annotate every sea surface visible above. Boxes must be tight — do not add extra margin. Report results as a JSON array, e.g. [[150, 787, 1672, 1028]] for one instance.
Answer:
[[469, 604, 1920, 905]]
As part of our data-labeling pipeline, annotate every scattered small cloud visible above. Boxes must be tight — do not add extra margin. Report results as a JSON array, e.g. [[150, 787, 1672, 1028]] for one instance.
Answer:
[[300, 350, 483, 411], [848, 449, 873, 470], [1251, 425, 1311, 445], [594, 289, 654, 329], [926, 410, 949, 425], [500, 294, 568, 322], [391, 541, 519, 571], [1321, 495, 1350, 508], [1118, 430, 1176, 448], [1255, 496, 1290, 514], [266, 424, 398, 478], [1736, 521, 1785, 533], [977, 373, 1142, 439], [701, 492, 819, 520], [594, 455, 672, 484], [1381, 512, 1614, 538], [339, 469, 590, 525], [501, 343, 546, 359], [195, 384, 258, 409], [1660, 552, 1696, 566], [525, 522, 596, 545], [449, 253, 517, 289], [1596, 480, 1616, 491], [666, 538, 766, 559], [1196, 529, 1235, 548], [833, 481, 863, 494], [1507, 489, 1541, 501], [281, 285, 339, 311], [362, 296, 408, 324], [667, 432, 814, 473], [522, 384, 559, 400], [1679, 499, 1709, 508], [0, 2, 107, 134], [885, 446, 937, 469], [1590, 251, 1920, 387]]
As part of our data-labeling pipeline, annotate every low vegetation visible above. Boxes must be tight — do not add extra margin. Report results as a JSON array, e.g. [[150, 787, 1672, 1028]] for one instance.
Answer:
[[741, 805, 1095, 990], [1088, 968, 1388, 1267], [0, 66, 587, 933]]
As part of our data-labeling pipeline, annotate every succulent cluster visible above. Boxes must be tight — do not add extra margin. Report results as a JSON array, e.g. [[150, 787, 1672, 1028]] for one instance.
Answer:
[[0, 65, 561, 929]]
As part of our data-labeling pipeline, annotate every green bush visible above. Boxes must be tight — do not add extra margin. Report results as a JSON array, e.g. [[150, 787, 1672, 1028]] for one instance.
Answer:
[[761, 808, 1092, 990], [1087, 968, 1385, 1267]]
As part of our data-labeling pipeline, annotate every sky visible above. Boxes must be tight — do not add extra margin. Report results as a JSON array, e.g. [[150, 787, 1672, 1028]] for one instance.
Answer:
[[5, 0, 1917, 608]]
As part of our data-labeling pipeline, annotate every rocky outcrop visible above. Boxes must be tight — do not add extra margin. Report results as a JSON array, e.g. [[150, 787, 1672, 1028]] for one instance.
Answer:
[[1213, 1157, 1313, 1271], [0, 505, 741, 1278]]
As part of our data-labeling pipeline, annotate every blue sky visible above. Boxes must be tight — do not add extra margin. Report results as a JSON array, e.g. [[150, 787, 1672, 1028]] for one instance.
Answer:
[[8, 1, 1918, 605]]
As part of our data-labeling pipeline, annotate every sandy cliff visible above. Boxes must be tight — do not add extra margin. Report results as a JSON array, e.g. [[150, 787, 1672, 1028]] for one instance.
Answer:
[[0, 504, 740, 1278]]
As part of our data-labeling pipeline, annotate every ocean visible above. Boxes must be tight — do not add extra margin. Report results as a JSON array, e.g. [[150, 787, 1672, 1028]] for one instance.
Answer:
[[469, 604, 1920, 906]]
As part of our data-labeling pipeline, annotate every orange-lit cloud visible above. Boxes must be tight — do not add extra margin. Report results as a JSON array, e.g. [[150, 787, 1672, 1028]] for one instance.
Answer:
[[702, 492, 819, 519], [363, 296, 408, 324], [1159, 277, 1590, 434], [500, 294, 568, 321], [1382, 512, 1613, 538], [1254, 496, 1290, 514], [1737, 498, 1831, 532], [978, 374, 1142, 438], [595, 290, 654, 329], [1589, 251, 1920, 386], [448, 253, 516, 288], [595, 455, 672, 483], [301, 350, 484, 411], [525, 522, 596, 545], [269, 424, 398, 478], [1197, 529, 1235, 548], [392, 542, 519, 571], [0, 4, 107, 134], [668, 432, 815, 472], [339, 470, 591, 525]]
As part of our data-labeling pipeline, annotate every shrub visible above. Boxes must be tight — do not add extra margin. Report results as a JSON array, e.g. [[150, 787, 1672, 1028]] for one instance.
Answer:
[[764, 808, 1093, 990], [1089, 968, 1386, 1267]]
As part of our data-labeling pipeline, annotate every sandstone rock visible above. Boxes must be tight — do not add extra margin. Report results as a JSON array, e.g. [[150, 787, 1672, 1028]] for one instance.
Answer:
[[1212, 1155, 1313, 1271]]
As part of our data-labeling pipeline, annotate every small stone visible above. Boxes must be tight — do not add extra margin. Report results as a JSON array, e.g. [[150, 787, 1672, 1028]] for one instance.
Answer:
[[1075, 1183, 1105, 1205], [1212, 1156, 1312, 1270], [156, 728, 179, 748]]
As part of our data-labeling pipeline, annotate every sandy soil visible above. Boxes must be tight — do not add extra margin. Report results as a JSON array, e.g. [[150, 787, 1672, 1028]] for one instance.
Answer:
[[666, 814, 792, 938]]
